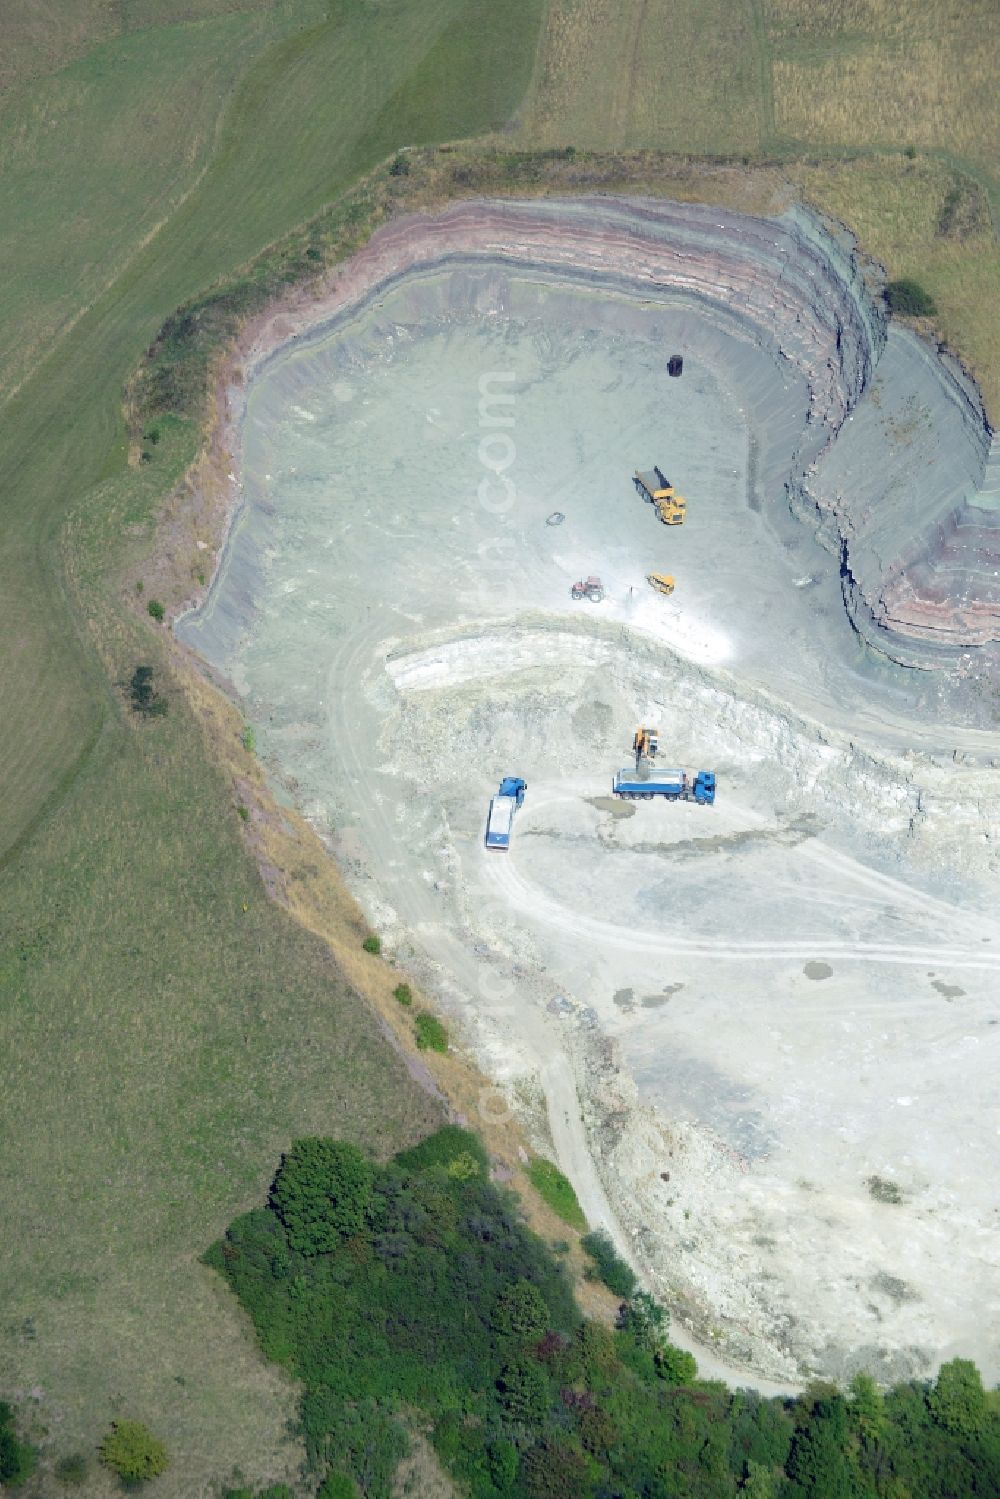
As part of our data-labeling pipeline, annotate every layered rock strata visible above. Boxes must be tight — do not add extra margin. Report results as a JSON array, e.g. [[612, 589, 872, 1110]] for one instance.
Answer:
[[240, 195, 997, 660]]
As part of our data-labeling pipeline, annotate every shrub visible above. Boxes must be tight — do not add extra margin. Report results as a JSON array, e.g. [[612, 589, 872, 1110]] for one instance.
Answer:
[[147, 598, 165, 622], [414, 1013, 448, 1052], [54, 1453, 88, 1486], [527, 1158, 586, 1230], [223, 1488, 292, 1499], [492, 1279, 550, 1341], [488, 1438, 519, 1489], [318, 1472, 359, 1498], [271, 1138, 374, 1253], [581, 1230, 637, 1298], [362, 934, 381, 955], [497, 1359, 550, 1425], [98, 1421, 169, 1483], [393, 983, 413, 1006], [0, 1402, 36, 1486], [866, 1175, 902, 1204], [128, 664, 167, 717], [388, 153, 410, 176], [885, 278, 936, 317], [242, 725, 256, 753], [617, 1290, 668, 1351], [521, 1436, 591, 1498], [52, 1451, 88, 1487], [394, 1125, 488, 1178], [928, 1358, 987, 1435], [655, 1343, 698, 1385]]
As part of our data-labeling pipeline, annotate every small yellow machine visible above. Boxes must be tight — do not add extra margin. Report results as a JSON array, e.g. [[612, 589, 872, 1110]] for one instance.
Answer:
[[646, 572, 676, 596]]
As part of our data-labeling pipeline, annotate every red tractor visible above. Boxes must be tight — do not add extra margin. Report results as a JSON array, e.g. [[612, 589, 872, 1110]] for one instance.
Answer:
[[570, 575, 605, 603]]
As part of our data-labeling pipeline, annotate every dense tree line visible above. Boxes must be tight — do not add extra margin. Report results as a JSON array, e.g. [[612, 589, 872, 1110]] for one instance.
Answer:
[[207, 1127, 1000, 1498]]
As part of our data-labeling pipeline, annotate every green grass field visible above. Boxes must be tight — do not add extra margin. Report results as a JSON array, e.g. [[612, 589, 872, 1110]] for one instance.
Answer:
[[0, 5, 328, 404], [0, 1, 543, 1489]]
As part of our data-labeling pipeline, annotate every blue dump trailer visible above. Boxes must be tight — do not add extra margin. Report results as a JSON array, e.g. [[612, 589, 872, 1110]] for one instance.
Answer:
[[485, 777, 527, 849], [612, 768, 716, 804]]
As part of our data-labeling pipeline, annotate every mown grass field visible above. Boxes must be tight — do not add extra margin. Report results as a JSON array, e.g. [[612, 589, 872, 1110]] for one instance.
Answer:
[[0, 1, 543, 1490], [521, 0, 1000, 414], [0, 4, 329, 404]]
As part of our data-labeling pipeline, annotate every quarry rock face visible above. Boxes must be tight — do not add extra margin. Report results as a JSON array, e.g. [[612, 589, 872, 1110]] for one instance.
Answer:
[[280, 195, 997, 661]]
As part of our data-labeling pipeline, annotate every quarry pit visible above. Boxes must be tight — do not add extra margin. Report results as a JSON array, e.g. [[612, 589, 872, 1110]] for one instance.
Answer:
[[180, 198, 1000, 1387]]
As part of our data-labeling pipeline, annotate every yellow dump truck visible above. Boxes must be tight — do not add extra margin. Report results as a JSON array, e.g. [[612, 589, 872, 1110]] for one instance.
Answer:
[[634, 466, 686, 524]]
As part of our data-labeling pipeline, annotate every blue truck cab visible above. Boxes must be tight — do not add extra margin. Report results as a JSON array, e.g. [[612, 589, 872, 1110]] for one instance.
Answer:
[[691, 771, 716, 805]]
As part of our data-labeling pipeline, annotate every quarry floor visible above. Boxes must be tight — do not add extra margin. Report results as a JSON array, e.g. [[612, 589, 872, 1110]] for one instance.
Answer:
[[180, 258, 1000, 1386]]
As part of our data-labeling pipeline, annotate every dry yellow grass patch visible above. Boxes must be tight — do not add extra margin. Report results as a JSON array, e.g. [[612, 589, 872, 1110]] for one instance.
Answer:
[[773, 36, 999, 173], [521, 0, 763, 153]]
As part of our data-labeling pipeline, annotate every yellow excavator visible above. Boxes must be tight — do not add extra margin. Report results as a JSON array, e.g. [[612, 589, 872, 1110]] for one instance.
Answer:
[[633, 726, 659, 768], [647, 572, 675, 596]]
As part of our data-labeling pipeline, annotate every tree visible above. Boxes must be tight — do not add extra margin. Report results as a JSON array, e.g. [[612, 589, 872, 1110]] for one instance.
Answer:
[[784, 1396, 859, 1499], [128, 664, 167, 717], [617, 1290, 668, 1352], [654, 1343, 698, 1385], [576, 1321, 619, 1383], [849, 1372, 887, 1445], [581, 1230, 637, 1298], [885, 279, 936, 317], [497, 1359, 550, 1426], [577, 1403, 617, 1458], [99, 1421, 169, 1483], [928, 1358, 987, 1436], [487, 1438, 519, 1490], [493, 1280, 550, 1341], [271, 1138, 374, 1254], [521, 1436, 592, 1498], [728, 1390, 792, 1475], [740, 1458, 776, 1497]]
